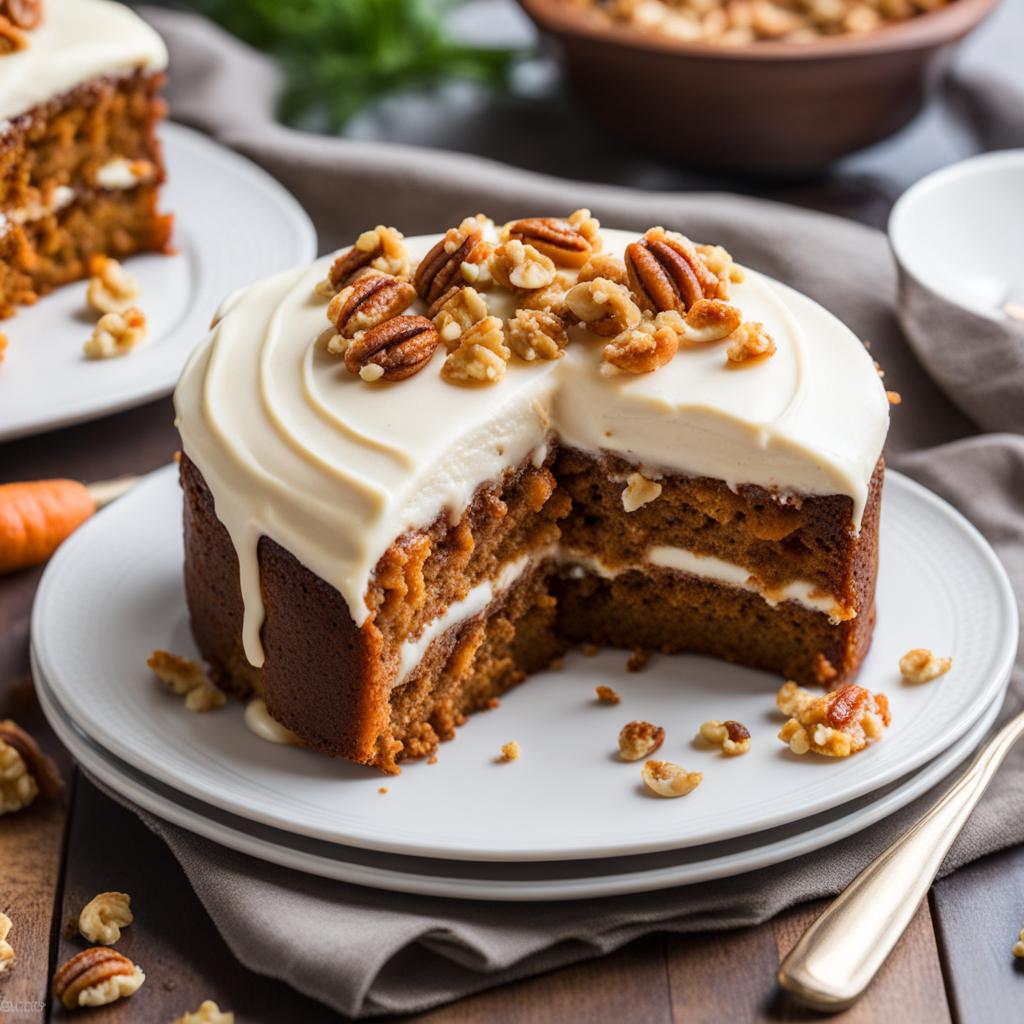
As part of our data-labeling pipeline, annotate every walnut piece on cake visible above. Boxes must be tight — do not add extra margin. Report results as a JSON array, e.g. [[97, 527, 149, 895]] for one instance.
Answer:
[[621, 472, 662, 512], [147, 650, 226, 713], [618, 720, 665, 761], [726, 321, 776, 363], [577, 252, 628, 287], [699, 719, 751, 756], [441, 315, 510, 385], [0, 718, 63, 815], [322, 225, 410, 295], [603, 314, 679, 374], [0, 912, 13, 974], [430, 285, 488, 348], [172, 1001, 235, 1024], [777, 681, 890, 757], [52, 948, 145, 1010], [83, 307, 148, 359], [641, 760, 703, 798], [565, 277, 641, 338], [899, 648, 952, 684], [79, 892, 133, 946], [507, 308, 569, 362], [490, 239, 557, 291], [86, 256, 142, 315]]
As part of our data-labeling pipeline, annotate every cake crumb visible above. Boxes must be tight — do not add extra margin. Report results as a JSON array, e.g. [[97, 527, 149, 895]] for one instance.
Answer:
[[581, 643, 599, 657], [812, 652, 838, 686], [626, 648, 650, 672], [378, 786, 389, 794], [899, 648, 951, 684], [427, 754, 438, 765], [549, 658, 565, 671], [595, 685, 620, 705], [499, 741, 520, 762]]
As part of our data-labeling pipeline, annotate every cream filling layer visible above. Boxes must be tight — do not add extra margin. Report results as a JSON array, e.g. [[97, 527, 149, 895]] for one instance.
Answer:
[[562, 547, 854, 623], [393, 552, 542, 687]]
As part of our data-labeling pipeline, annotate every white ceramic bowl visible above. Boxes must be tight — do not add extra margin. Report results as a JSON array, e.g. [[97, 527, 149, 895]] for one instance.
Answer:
[[888, 150, 1024, 432]]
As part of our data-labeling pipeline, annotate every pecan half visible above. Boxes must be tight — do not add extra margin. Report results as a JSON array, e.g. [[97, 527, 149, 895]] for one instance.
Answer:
[[344, 315, 440, 382], [326, 273, 416, 339], [1, 0, 42, 29], [625, 228, 720, 314], [414, 227, 491, 305], [507, 215, 594, 268], [0, 719, 63, 800], [327, 226, 409, 291], [0, 14, 27, 52], [53, 948, 144, 1010]]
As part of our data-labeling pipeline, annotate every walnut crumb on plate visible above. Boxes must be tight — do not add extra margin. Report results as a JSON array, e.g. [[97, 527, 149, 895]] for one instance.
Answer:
[[499, 741, 521, 762], [899, 648, 952, 684], [777, 681, 890, 757], [595, 685, 620, 705]]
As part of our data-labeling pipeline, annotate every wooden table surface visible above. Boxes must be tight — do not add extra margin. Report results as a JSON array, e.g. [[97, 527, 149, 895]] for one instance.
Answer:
[[2, 397, 1022, 1023]]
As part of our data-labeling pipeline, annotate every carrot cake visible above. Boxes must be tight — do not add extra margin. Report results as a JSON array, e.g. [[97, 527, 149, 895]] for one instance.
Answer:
[[0, 0, 170, 320], [174, 215, 890, 773]]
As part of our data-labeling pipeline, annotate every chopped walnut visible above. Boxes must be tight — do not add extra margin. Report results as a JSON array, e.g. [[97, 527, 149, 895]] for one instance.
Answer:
[[86, 256, 142, 315], [147, 650, 226, 714], [565, 277, 641, 338], [699, 719, 751, 756], [0, 912, 13, 974], [618, 720, 665, 761], [171, 1001, 235, 1024], [641, 760, 703, 798], [696, 243, 745, 296], [725, 321, 776, 363], [441, 315, 510, 385], [429, 286, 488, 348], [83, 307, 148, 359], [777, 681, 890, 757], [323, 225, 410, 294], [490, 240, 557, 291], [595, 685, 620, 705], [603, 314, 679, 374], [899, 648, 952, 684], [79, 892, 133, 946], [621, 472, 662, 513], [1013, 929, 1024, 959], [567, 207, 603, 253], [0, 736, 37, 815], [499, 740, 521, 762], [507, 308, 569, 361], [577, 253, 627, 287], [518, 273, 574, 314], [668, 299, 743, 344]]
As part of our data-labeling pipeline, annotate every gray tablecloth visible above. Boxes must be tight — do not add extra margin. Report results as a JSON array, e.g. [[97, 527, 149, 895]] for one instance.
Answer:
[[115, 6, 1024, 1017]]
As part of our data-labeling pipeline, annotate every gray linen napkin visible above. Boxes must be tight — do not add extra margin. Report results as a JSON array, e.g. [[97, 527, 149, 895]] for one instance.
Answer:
[[110, 9, 1023, 1017]]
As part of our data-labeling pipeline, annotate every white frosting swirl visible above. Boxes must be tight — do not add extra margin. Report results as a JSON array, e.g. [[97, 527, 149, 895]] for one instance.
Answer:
[[174, 229, 889, 668], [0, 0, 167, 123]]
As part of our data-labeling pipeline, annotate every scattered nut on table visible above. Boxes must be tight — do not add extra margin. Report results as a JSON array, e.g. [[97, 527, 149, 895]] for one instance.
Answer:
[[78, 891, 133, 946], [699, 719, 752, 756], [52, 947, 145, 1010], [641, 760, 703, 798], [618, 720, 664, 761], [0, 718, 63, 816], [171, 999, 235, 1023], [0, 912, 14, 974], [899, 648, 952, 684]]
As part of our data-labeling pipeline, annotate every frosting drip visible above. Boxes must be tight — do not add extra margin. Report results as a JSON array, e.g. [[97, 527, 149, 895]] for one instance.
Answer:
[[174, 229, 889, 668], [0, 0, 167, 123]]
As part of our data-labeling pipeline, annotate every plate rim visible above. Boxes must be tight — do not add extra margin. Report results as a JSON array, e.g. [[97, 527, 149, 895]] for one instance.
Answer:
[[30, 465, 1019, 862], [33, 648, 1005, 901], [0, 120, 317, 442]]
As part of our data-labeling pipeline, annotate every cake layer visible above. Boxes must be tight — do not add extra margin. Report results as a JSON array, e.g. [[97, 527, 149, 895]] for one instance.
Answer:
[[0, 0, 167, 123], [175, 228, 890, 670]]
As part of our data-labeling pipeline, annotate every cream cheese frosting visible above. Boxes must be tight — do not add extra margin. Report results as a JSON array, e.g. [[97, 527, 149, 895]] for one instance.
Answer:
[[174, 228, 889, 668], [0, 0, 167, 123]]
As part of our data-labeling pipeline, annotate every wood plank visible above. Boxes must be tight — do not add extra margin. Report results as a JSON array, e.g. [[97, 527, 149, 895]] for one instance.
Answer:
[[931, 844, 1024, 1023]]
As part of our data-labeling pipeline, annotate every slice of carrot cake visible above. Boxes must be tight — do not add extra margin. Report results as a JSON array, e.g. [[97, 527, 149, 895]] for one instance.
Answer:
[[174, 215, 890, 773], [0, 0, 170, 320]]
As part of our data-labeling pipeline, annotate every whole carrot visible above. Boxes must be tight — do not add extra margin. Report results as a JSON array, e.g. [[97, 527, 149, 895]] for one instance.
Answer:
[[0, 479, 95, 574]]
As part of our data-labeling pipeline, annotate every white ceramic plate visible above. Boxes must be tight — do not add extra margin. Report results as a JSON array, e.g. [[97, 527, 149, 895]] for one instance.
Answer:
[[33, 650, 1005, 901], [0, 122, 316, 441], [31, 466, 1017, 862]]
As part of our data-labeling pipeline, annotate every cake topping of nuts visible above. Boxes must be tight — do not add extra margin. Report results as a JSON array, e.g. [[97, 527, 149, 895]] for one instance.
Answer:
[[429, 285, 488, 347], [86, 256, 142, 315], [172, 1001, 235, 1024], [603, 313, 680, 374], [641, 760, 703, 798], [414, 221, 492, 305], [565, 277, 641, 337], [0, 718, 63, 815], [506, 209, 602, 268], [148, 650, 226, 713], [618, 720, 665, 761], [507, 308, 569, 362], [621, 472, 662, 512], [626, 228, 720, 314], [326, 272, 416, 339], [52, 947, 145, 1010], [490, 239, 558, 291], [577, 252, 628, 287], [79, 892, 133, 946], [777, 681, 890, 757], [83, 307, 148, 359], [0, 912, 13, 974], [0, 15, 28, 53], [700, 719, 751, 756], [499, 740, 521, 762], [595, 685, 620, 705], [441, 315, 510, 385], [673, 299, 744, 344], [325, 226, 409, 294], [343, 314, 441, 383], [725, 321, 776, 363], [899, 648, 952, 684]]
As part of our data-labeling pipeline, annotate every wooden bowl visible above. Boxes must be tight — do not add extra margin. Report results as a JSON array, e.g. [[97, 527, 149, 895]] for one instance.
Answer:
[[517, 0, 999, 177]]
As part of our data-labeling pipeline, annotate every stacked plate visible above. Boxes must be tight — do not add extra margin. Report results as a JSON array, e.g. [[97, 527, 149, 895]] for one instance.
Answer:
[[31, 467, 1017, 901]]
